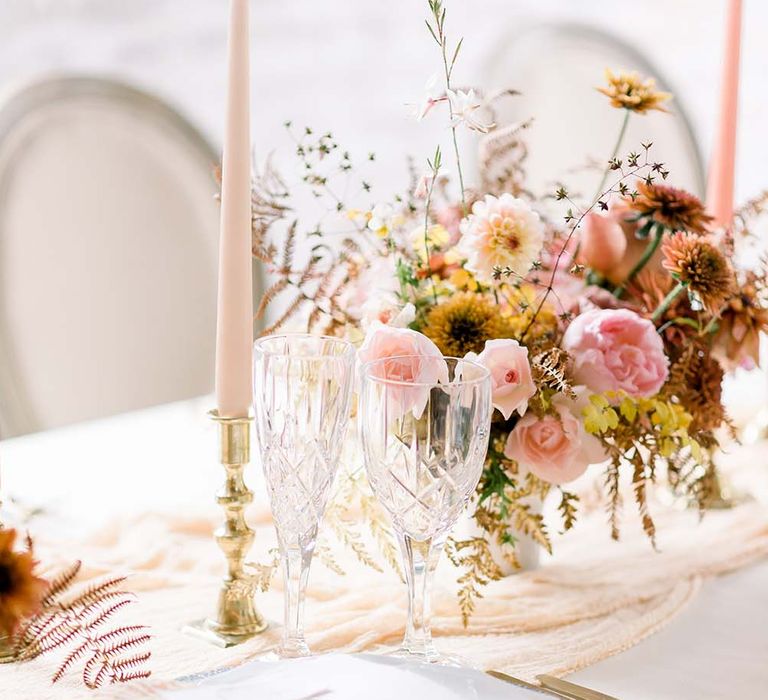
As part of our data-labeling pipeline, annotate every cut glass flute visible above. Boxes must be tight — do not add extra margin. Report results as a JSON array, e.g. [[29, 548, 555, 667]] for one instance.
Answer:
[[359, 355, 492, 664], [253, 333, 355, 657]]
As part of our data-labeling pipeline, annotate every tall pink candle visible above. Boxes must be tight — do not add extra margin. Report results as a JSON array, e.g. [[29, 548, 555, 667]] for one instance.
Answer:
[[215, 0, 253, 418], [706, 0, 742, 229]]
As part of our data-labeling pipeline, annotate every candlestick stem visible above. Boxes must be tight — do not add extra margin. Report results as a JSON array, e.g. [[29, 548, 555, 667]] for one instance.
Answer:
[[184, 411, 267, 647]]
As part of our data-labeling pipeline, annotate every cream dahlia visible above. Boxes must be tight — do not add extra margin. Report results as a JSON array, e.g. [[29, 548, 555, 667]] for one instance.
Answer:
[[457, 193, 544, 283]]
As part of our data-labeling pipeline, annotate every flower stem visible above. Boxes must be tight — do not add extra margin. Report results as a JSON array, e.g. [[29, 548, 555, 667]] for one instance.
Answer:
[[594, 109, 630, 201], [423, 149, 441, 305], [652, 281, 687, 322], [614, 224, 664, 298], [449, 125, 466, 214], [435, 12, 466, 214]]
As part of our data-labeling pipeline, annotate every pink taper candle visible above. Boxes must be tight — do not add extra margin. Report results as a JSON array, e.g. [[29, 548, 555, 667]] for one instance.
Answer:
[[215, 0, 253, 418], [706, 0, 742, 229]]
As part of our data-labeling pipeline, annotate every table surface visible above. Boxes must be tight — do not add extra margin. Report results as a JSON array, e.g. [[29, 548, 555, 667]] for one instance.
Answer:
[[1, 396, 766, 700]]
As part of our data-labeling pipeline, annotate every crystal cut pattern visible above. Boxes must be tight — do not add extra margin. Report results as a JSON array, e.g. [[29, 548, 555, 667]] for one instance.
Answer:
[[254, 335, 355, 657]]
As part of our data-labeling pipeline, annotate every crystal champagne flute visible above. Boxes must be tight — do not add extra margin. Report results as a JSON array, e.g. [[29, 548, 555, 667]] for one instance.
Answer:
[[253, 334, 355, 657], [359, 355, 492, 664]]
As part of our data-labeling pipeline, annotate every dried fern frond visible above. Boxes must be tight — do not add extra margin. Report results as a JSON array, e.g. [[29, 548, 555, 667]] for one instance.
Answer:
[[631, 456, 656, 547], [245, 548, 280, 592], [478, 119, 532, 197], [314, 540, 346, 576], [445, 537, 503, 627], [504, 500, 552, 554], [605, 461, 622, 541], [531, 348, 575, 399], [260, 294, 309, 336], [39, 560, 82, 607], [359, 491, 402, 580], [557, 489, 579, 533], [251, 154, 291, 253], [324, 507, 382, 573], [732, 189, 768, 238], [11, 562, 151, 689]]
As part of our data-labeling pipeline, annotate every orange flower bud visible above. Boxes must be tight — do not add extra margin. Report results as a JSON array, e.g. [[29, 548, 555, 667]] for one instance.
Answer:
[[579, 212, 627, 274]]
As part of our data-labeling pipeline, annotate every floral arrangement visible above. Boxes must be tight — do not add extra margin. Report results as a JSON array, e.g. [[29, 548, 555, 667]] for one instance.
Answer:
[[252, 1, 768, 620], [0, 527, 151, 688]]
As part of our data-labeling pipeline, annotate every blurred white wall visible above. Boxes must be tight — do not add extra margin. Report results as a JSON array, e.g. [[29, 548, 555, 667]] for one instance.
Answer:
[[0, 0, 765, 204]]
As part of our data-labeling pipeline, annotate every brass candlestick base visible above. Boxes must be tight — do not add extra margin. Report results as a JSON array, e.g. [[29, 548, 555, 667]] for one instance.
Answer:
[[184, 411, 267, 647]]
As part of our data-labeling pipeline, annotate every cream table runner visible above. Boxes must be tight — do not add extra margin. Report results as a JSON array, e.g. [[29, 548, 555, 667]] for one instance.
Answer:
[[1, 396, 767, 700], [3, 451, 768, 699]]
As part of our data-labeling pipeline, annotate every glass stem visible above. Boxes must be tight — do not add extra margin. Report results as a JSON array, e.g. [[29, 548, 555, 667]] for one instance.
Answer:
[[398, 532, 444, 657], [281, 541, 313, 656]]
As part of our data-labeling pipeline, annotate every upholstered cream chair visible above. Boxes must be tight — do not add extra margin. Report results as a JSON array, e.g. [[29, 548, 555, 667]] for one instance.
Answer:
[[0, 76, 259, 438]]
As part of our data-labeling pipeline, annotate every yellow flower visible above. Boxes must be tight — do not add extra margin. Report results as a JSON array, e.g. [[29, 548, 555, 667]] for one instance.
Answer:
[[503, 284, 558, 342], [449, 268, 479, 291], [597, 69, 672, 113], [367, 203, 404, 238], [422, 292, 514, 356], [411, 224, 450, 259]]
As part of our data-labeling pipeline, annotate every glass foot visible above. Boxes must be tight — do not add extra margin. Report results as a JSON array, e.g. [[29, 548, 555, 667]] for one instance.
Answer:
[[388, 646, 470, 668], [279, 639, 311, 658]]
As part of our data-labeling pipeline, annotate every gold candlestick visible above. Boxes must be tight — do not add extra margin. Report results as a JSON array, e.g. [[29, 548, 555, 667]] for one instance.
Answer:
[[184, 411, 267, 647]]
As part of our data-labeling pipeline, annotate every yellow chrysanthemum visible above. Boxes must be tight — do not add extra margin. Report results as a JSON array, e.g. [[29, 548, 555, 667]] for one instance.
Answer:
[[502, 284, 558, 342], [422, 292, 514, 356]]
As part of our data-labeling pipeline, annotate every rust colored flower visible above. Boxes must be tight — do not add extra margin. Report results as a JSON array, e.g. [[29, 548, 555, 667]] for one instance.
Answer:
[[662, 232, 735, 311], [597, 69, 672, 113], [630, 270, 693, 343], [628, 182, 713, 235], [670, 345, 726, 433], [422, 291, 514, 356], [712, 272, 768, 370], [0, 529, 47, 637]]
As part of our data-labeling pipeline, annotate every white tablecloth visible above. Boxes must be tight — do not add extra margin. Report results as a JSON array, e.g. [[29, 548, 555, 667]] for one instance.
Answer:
[[2, 397, 767, 699]]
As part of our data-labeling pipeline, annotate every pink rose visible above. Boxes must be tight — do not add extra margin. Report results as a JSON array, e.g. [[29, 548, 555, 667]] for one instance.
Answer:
[[467, 339, 535, 420], [562, 308, 668, 399], [503, 392, 606, 485], [358, 322, 447, 418], [578, 212, 627, 274]]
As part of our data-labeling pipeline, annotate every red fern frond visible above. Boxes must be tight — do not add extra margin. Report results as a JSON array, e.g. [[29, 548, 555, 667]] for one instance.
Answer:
[[110, 652, 152, 673], [78, 596, 136, 630], [99, 632, 152, 660], [84, 659, 111, 690], [60, 575, 127, 610], [111, 669, 152, 685], [14, 558, 152, 690], [40, 561, 82, 607], [94, 626, 150, 650], [52, 640, 91, 684]]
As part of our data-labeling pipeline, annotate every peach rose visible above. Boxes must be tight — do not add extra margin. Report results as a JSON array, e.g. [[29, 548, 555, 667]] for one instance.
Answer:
[[358, 322, 447, 418], [562, 308, 668, 399], [503, 392, 606, 485], [466, 339, 535, 420]]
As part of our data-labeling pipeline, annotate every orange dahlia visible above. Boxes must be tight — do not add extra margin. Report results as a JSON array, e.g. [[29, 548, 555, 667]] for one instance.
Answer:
[[712, 272, 768, 369], [0, 529, 47, 637], [662, 233, 735, 312], [628, 182, 712, 235]]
